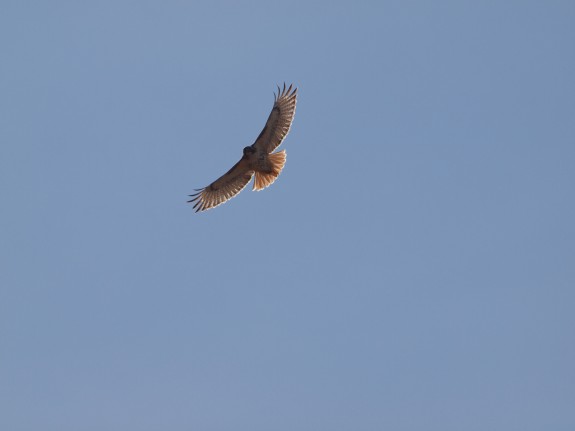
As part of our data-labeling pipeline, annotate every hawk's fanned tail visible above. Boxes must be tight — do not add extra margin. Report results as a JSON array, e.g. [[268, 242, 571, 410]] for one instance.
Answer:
[[253, 150, 286, 191]]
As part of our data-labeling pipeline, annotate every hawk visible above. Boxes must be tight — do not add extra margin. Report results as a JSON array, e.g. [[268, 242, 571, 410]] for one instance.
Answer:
[[188, 83, 297, 212]]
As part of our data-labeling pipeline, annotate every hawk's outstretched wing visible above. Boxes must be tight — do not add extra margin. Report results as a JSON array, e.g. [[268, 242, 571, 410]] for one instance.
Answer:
[[188, 158, 254, 212], [252, 83, 297, 154]]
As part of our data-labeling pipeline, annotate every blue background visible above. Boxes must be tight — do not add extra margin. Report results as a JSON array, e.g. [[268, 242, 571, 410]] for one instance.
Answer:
[[1, 1, 574, 429]]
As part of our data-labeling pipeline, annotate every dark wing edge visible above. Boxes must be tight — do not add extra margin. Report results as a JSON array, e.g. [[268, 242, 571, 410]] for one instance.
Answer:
[[188, 158, 255, 212], [252, 83, 297, 153]]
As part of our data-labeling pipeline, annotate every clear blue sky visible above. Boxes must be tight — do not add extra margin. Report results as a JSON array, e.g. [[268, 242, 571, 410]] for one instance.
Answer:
[[1, 1, 574, 430]]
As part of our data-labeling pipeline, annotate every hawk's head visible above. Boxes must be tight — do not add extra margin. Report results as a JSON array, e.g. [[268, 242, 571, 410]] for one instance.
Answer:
[[243, 146, 256, 156]]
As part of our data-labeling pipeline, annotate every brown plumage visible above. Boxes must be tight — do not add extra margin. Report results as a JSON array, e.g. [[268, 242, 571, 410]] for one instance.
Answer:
[[188, 83, 297, 212]]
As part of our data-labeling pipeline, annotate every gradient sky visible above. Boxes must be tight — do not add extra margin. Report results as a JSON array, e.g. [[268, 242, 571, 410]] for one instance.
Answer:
[[1, 1, 574, 430]]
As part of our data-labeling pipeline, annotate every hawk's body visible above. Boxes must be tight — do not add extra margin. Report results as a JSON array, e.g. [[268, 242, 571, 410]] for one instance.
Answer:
[[189, 83, 297, 212]]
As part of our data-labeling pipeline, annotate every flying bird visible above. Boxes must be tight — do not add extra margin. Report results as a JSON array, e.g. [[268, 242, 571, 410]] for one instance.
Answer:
[[188, 83, 297, 212]]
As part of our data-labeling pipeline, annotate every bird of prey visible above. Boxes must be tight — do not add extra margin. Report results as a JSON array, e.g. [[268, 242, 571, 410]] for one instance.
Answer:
[[188, 83, 297, 212]]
